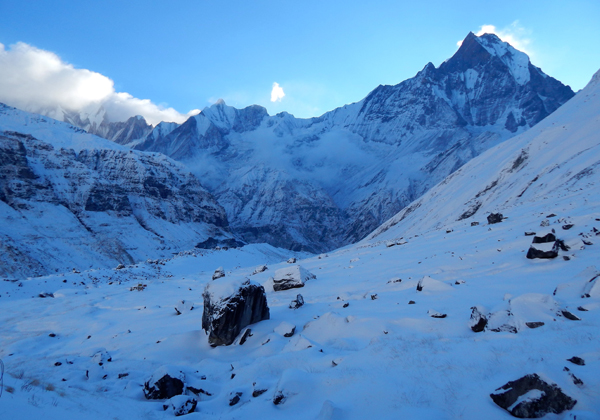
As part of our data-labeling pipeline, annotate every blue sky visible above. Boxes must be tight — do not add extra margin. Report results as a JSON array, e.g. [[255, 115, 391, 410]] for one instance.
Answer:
[[0, 0, 598, 123]]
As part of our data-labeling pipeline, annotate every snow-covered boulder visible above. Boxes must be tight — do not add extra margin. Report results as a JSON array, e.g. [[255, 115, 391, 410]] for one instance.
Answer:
[[272, 265, 316, 292], [212, 267, 225, 280], [469, 306, 488, 332], [490, 374, 576, 418], [174, 300, 194, 315], [144, 366, 185, 400], [165, 395, 197, 416], [202, 278, 270, 346], [415, 276, 452, 293], [252, 265, 268, 275], [526, 231, 569, 259]]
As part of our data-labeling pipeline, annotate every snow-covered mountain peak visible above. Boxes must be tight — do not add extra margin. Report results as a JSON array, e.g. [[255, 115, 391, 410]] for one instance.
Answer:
[[476, 33, 531, 85]]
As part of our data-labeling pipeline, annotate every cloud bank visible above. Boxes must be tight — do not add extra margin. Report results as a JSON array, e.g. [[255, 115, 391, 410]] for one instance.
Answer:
[[458, 22, 532, 56], [0, 42, 193, 125], [270, 82, 285, 102]]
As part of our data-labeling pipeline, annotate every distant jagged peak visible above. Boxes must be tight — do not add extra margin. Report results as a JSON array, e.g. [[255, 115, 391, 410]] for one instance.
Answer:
[[445, 31, 532, 85]]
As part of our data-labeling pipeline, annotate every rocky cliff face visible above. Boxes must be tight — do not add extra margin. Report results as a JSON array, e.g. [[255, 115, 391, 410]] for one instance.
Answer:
[[79, 33, 577, 253], [0, 104, 232, 277]]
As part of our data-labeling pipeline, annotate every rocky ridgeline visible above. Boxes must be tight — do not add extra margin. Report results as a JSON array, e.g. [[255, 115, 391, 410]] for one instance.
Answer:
[[0, 125, 232, 278]]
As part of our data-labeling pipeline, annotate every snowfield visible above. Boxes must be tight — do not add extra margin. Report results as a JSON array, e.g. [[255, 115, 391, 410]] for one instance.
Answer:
[[0, 68, 599, 420]]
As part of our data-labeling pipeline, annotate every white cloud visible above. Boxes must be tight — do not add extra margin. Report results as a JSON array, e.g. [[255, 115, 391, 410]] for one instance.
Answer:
[[270, 82, 285, 102], [0, 42, 193, 125], [457, 22, 532, 56]]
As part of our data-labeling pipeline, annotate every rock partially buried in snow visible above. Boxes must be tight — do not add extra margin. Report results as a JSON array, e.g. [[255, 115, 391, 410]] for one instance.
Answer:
[[174, 300, 194, 315], [289, 293, 304, 309], [287, 257, 297, 264], [144, 366, 185, 400], [416, 276, 453, 293], [202, 278, 270, 346], [165, 395, 197, 416], [212, 267, 225, 280], [252, 265, 268, 275], [469, 306, 488, 332], [490, 373, 576, 418], [272, 265, 316, 292], [274, 321, 296, 337]]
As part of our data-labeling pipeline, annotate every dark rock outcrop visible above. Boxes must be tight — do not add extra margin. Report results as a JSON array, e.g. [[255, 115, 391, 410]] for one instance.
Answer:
[[202, 279, 270, 346], [490, 373, 576, 418]]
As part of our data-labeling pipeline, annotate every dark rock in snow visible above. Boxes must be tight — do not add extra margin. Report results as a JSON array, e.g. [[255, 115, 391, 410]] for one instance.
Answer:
[[525, 322, 545, 329], [408, 300, 416, 305], [487, 213, 503, 224], [531, 233, 556, 244], [567, 356, 585, 366], [253, 388, 268, 397], [428, 310, 447, 318], [469, 306, 488, 332], [490, 373, 577, 418], [274, 321, 296, 337], [343, 302, 349, 308], [560, 310, 581, 321], [471, 221, 479, 226], [562, 224, 574, 230], [273, 391, 286, 405], [525, 232, 536, 236], [287, 257, 297, 264], [289, 294, 304, 309], [38, 292, 54, 298], [272, 265, 316, 292], [526, 242, 559, 259], [202, 279, 270, 346], [229, 392, 243, 406], [144, 366, 185, 400], [577, 306, 588, 312], [166, 395, 197, 416]]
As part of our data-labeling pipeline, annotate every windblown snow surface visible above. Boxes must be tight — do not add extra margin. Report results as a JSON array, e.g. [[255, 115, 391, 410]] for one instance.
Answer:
[[1, 70, 599, 419]]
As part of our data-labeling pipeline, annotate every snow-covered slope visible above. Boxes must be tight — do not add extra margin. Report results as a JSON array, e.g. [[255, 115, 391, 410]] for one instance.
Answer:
[[131, 33, 574, 252], [368, 68, 600, 241], [0, 69, 598, 418], [0, 104, 234, 277]]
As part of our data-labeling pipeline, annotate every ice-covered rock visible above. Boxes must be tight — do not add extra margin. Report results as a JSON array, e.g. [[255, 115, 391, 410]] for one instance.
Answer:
[[272, 265, 316, 292], [174, 300, 194, 315], [202, 278, 270, 346]]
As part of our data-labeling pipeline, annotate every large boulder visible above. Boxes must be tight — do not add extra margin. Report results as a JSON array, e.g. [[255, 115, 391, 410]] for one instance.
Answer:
[[144, 366, 185, 400], [526, 232, 569, 259], [490, 373, 576, 418], [272, 265, 316, 292], [202, 278, 270, 346]]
